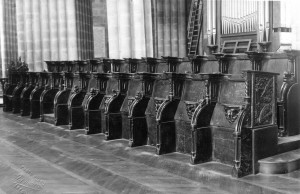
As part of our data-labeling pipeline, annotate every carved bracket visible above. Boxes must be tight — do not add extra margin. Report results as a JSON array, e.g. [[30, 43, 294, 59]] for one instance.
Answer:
[[191, 56, 208, 74], [246, 51, 269, 71], [142, 57, 160, 73], [224, 105, 243, 123], [162, 56, 182, 73], [185, 101, 200, 120], [213, 53, 237, 74], [90, 88, 98, 97]]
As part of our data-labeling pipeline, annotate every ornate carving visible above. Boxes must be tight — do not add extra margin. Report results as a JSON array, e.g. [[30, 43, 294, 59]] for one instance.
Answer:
[[103, 96, 112, 112], [72, 85, 80, 94], [224, 105, 242, 123], [185, 102, 199, 120], [154, 99, 164, 114], [254, 75, 273, 126], [90, 88, 98, 97], [127, 98, 135, 108]]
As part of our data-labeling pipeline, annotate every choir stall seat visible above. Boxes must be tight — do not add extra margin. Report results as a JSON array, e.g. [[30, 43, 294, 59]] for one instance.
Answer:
[[20, 72, 39, 116], [54, 61, 77, 126], [30, 72, 50, 119], [193, 70, 278, 178], [120, 58, 145, 140], [3, 64, 25, 112], [84, 59, 111, 134], [127, 57, 160, 147], [68, 60, 91, 130], [174, 56, 223, 162], [276, 50, 300, 137], [12, 68, 29, 114], [100, 59, 130, 140], [40, 61, 64, 122]]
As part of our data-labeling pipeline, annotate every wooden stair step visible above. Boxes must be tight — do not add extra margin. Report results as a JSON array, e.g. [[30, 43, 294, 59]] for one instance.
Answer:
[[259, 149, 300, 174]]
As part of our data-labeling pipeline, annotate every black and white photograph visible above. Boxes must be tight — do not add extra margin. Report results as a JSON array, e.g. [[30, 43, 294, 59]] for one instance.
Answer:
[[0, 0, 299, 193]]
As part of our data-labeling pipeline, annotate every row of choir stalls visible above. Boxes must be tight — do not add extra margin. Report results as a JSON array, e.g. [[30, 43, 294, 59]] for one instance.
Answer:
[[2, 48, 298, 178], [2, 0, 300, 178]]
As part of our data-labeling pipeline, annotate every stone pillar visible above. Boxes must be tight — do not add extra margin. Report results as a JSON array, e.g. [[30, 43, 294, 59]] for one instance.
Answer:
[[24, 0, 34, 71], [66, 0, 78, 60], [49, 0, 59, 61], [32, 0, 42, 71], [16, 0, 25, 60], [76, 0, 84, 59], [87, 0, 94, 59], [118, 0, 131, 58], [163, 0, 171, 56], [178, 0, 186, 57], [132, 0, 146, 58], [40, 0, 50, 70], [0, 0, 5, 77], [170, 1, 178, 57], [58, 0, 68, 60], [156, 0, 164, 57], [106, 0, 119, 59], [1, 0, 18, 76], [144, 0, 153, 57]]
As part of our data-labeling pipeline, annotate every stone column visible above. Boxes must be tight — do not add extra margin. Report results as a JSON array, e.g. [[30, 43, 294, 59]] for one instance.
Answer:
[[0, 0, 5, 77], [178, 0, 186, 57], [24, 0, 34, 71], [106, 0, 119, 59], [0, 0, 18, 76], [132, 0, 146, 58], [32, 0, 42, 71], [49, 0, 59, 61], [118, 0, 131, 58], [156, 0, 164, 57], [16, 0, 25, 61], [87, 0, 94, 59], [9, 0, 18, 62], [66, 0, 78, 60], [40, 0, 50, 70], [58, 0, 68, 61], [144, 0, 153, 57], [170, 1, 178, 57], [163, 0, 171, 56]]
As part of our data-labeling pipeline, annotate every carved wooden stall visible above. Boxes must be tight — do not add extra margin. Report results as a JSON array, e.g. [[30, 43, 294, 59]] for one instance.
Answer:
[[54, 61, 77, 125], [99, 59, 130, 140], [40, 61, 64, 122], [191, 70, 278, 177], [3, 63, 28, 112], [68, 60, 91, 129], [20, 72, 39, 116], [30, 71, 50, 119], [145, 57, 185, 154], [84, 59, 111, 134], [174, 56, 221, 160], [277, 50, 300, 137], [120, 58, 144, 140], [127, 58, 160, 147], [11, 67, 29, 114]]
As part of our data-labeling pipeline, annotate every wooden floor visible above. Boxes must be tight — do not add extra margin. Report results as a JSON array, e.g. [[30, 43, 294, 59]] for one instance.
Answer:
[[0, 111, 300, 194]]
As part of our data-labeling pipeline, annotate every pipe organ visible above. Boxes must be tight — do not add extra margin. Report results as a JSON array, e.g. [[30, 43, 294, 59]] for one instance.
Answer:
[[221, 0, 258, 35]]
